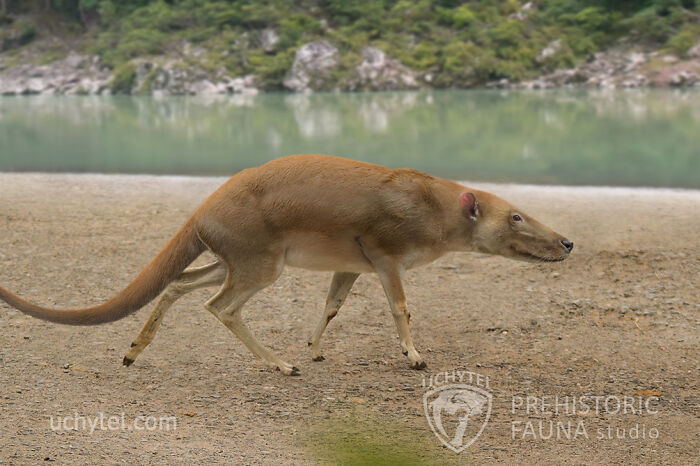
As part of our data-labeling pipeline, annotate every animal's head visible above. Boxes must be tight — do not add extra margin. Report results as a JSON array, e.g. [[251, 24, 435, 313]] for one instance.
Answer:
[[459, 190, 572, 262]]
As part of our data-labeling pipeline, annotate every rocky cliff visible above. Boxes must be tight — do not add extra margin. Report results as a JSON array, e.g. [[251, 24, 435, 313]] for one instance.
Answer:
[[2, 38, 699, 96]]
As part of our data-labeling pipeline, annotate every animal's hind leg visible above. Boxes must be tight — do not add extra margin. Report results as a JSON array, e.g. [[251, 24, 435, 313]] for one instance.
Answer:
[[206, 258, 299, 375], [123, 261, 227, 366], [308, 272, 359, 361]]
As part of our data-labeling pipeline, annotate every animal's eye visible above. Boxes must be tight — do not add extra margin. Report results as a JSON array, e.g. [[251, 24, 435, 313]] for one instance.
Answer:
[[512, 214, 523, 222]]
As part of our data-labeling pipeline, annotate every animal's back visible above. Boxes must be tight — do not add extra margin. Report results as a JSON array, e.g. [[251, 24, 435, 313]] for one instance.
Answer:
[[215, 154, 442, 232]]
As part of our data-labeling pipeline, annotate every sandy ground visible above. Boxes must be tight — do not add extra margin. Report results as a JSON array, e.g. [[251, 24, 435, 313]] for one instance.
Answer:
[[0, 173, 698, 465]]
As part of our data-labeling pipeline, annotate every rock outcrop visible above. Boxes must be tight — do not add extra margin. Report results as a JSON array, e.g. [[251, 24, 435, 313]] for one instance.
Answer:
[[508, 48, 700, 90], [2, 40, 698, 95], [0, 53, 111, 95], [260, 28, 280, 54], [536, 39, 563, 63], [132, 61, 258, 95], [513, 50, 649, 89], [283, 40, 339, 92], [687, 39, 700, 59], [283, 42, 418, 92], [0, 55, 259, 96], [351, 46, 418, 91]]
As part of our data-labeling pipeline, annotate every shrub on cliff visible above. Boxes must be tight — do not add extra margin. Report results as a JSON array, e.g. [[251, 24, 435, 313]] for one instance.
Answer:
[[1, 0, 699, 89]]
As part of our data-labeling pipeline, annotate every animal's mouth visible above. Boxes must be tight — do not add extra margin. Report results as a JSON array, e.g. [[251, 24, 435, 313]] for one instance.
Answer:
[[513, 248, 569, 263]]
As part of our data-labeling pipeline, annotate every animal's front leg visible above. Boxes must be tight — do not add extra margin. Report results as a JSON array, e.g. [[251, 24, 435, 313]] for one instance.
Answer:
[[377, 266, 426, 369], [358, 243, 426, 370]]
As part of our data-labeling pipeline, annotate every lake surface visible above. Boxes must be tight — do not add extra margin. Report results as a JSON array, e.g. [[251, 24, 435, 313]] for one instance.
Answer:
[[0, 90, 698, 188]]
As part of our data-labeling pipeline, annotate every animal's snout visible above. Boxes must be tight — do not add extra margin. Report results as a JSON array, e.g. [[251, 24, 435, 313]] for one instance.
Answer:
[[560, 239, 574, 252]]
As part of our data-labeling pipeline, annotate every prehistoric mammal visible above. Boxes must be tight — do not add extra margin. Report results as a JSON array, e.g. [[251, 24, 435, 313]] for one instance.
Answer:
[[0, 154, 572, 375]]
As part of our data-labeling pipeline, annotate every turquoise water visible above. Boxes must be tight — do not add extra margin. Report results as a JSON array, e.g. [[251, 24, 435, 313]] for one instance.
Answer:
[[0, 90, 698, 187]]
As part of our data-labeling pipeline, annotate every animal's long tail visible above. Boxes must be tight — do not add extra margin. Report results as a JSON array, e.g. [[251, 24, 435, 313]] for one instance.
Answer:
[[0, 220, 206, 325]]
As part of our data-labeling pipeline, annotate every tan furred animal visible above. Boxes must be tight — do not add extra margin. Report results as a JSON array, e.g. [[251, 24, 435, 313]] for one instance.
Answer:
[[0, 155, 573, 375]]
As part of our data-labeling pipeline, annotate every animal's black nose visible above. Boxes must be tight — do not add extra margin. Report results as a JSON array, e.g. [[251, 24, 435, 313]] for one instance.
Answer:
[[561, 239, 574, 252]]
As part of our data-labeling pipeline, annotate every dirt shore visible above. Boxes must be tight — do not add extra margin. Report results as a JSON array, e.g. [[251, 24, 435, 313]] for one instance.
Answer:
[[0, 173, 698, 465]]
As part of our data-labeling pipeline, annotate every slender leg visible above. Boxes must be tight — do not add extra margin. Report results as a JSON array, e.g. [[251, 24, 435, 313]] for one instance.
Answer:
[[375, 264, 426, 369], [205, 258, 299, 375], [123, 261, 227, 366], [308, 272, 360, 361], [356, 240, 426, 369]]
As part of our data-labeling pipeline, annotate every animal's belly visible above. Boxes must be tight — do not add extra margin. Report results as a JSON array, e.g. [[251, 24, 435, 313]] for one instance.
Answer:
[[400, 248, 446, 270], [283, 233, 374, 273]]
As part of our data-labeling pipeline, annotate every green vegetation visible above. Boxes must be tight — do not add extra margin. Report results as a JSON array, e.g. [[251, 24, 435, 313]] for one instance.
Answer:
[[303, 406, 462, 465], [110, 62, 136, 93], [0, 18, 36, 52], [1, 0, 700, 88]]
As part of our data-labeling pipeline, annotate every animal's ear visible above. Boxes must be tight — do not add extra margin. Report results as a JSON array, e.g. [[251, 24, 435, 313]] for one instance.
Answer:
[[459, 192, 480, 221]]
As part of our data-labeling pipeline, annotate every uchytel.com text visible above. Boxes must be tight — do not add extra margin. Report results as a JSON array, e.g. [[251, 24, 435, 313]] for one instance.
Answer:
[[49, 412, 177, 434]]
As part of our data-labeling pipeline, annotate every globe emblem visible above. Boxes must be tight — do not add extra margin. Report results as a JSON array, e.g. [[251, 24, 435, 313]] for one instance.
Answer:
[[423, 384, 492, 452]]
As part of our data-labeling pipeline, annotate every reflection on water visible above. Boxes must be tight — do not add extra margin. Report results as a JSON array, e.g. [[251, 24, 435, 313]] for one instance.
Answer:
[[0, 90, 698, 187]]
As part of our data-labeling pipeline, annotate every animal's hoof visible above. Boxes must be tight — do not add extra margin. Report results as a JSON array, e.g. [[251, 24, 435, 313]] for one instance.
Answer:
[[307, 341, 312, 347], [122, 357, 134, 367], [130, 342, 137, 348], [312, 355, 325, 362], [410, 361, 427, 370], [276, 365, 301, 376]]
